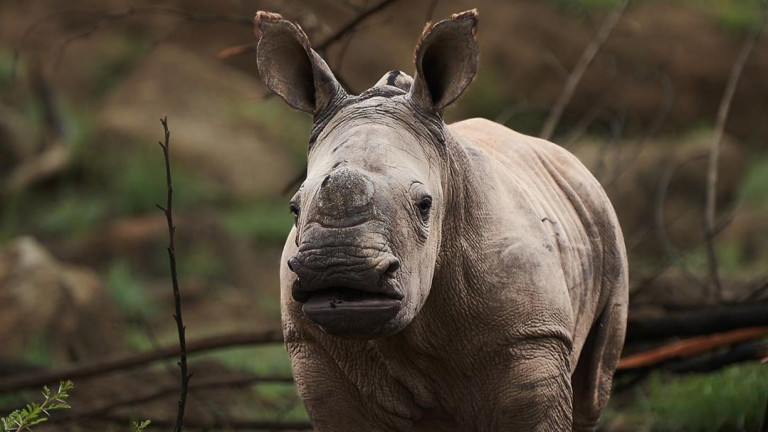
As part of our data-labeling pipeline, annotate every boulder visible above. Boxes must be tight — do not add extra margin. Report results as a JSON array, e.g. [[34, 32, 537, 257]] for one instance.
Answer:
[[0, 237, 122, 364]]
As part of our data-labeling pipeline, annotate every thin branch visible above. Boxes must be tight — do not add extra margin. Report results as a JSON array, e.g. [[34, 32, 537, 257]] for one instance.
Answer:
[[539, 0, 630, 140], [0, 329, 283, 394], [157, 117, 190, 432], [218, 0, 403, 60], [316, 0, 402, 52], [704, 6, 767, 301], [95, 414, 313, 431], [52, 374, 293, 422]]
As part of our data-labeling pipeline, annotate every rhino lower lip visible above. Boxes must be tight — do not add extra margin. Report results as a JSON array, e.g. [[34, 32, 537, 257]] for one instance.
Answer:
[[300, 288, 402, 336]]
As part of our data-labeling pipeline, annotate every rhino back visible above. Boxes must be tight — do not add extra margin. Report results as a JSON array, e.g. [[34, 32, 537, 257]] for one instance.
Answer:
[[447, 118, 627, 362]]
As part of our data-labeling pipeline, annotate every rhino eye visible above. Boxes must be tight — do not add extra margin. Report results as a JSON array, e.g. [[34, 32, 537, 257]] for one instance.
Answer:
[[289, 202, 300, 225], [417, 196, 432, 219]]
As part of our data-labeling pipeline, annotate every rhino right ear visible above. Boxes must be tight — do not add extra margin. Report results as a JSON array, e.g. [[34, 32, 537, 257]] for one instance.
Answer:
[[255, 12, 347, 114], [409, 10, 479, 114]]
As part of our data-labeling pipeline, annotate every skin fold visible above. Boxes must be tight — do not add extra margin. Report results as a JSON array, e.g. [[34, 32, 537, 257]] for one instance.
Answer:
[[256, 9, 628, 432]]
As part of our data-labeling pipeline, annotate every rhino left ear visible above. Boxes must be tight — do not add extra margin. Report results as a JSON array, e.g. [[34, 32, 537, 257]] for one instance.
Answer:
[[408, 10, 479, 113], [255, 11, 347, 114]]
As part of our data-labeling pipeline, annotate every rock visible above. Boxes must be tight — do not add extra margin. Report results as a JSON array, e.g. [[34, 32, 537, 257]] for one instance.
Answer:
[[0, 237, 122, 363], [99, 44, 302, 198]]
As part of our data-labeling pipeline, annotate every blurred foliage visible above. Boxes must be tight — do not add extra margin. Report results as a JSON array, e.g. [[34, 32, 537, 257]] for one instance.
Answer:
[[606, 363, 768, 431], [691, 0, 765, 32], [106, 260, 156, 317], [221, 200, 293, 246], [0, 49, 14, 92], [548, 0, 763, 32], [740, 157, 768, 208], [18, 332, 51, 369], [205, 346, 309, 422], [229, 98, 312, 163]]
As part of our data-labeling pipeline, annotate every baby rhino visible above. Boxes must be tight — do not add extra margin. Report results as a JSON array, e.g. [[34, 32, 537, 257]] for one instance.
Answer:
[[256, 9, 628, 432]]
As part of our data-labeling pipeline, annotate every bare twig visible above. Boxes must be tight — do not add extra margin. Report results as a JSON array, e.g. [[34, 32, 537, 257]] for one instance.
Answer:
[[704, 6, 767, 301], [540, 0, 630, 140], [218, 0, 403, 60], [316, 0, 402, 52], [157, 116, 190, 432], [0, 327, 282, 393]]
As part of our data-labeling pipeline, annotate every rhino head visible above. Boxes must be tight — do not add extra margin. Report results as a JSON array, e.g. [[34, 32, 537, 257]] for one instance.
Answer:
[[256, 10, 479, 339]]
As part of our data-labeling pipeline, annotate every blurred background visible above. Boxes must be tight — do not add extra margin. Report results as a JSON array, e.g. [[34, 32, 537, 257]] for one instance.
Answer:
[[1, 0, 767, 430]]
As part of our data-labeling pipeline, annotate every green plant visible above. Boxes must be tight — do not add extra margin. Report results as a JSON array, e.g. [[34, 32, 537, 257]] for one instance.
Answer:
[[0, 381, 72, 432], [130, 419, 151, 432], [605, 363, 768, 431]]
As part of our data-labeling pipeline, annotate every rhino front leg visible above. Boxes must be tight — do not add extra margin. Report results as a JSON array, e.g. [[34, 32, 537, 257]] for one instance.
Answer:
[[287, 341, 416, 432], [461, 341, 574, 431]]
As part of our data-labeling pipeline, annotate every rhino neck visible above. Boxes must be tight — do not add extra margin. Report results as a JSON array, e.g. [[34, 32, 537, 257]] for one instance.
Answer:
[[435, 129, 487, 277]]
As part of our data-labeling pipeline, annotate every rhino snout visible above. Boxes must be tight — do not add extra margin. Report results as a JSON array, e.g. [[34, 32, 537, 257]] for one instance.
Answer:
[[287, 252, 402, 303]]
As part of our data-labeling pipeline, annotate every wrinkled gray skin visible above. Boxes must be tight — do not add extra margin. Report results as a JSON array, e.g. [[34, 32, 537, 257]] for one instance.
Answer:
[[256, 9, 628, 432]]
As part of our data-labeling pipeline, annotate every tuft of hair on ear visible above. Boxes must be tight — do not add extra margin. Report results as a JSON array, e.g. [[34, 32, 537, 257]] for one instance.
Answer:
[[450, 9, 479, 35], [412, 9, 479, 64], [253, 11, 312, 50], [254, 11, 283, 38]]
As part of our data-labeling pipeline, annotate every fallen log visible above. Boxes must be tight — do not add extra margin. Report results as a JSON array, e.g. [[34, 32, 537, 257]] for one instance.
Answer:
[[0, 328, 283, 394], [626, 303, 768, 343]]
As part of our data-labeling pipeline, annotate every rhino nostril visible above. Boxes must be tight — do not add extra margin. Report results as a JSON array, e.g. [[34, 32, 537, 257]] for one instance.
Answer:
[[384, 258, 400, 277]]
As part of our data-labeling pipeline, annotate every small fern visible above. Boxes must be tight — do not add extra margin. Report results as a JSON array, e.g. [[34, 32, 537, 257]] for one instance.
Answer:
[[0, 381, 73, 432], [131, 419, 151, 432]]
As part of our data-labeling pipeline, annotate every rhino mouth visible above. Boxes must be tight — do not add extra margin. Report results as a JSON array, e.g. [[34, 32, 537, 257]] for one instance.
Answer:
[[299, 287, 403, 338]]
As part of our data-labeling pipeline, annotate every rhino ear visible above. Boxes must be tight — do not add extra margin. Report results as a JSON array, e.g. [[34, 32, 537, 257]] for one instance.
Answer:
[[255, 11, 346, 114], [408, 10, 479, 113]]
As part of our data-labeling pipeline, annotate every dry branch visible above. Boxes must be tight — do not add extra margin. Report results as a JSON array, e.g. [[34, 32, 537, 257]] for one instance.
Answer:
[[218, 0, 403, 60], [156, 117, 191, 432], [626, 303, 768, 343], [52, 374, 293, 422], [0, 329, 283, 394], [618, 326, 768, 370], [539, 0, 630, 140], [95, 414, 313, 431], [663, 341, 768, 374], [704, 7, 767, 301]]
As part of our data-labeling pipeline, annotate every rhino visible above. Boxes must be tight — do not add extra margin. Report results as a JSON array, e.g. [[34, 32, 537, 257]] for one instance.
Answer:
[[256, 9, 628, 432]]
